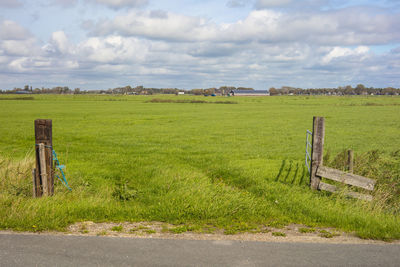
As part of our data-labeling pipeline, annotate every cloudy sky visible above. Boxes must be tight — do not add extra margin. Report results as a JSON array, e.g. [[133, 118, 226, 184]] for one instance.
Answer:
[[0, 0, 399, 90]]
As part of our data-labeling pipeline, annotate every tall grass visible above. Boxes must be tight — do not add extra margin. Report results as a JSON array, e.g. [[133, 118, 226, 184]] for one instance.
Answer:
[[0, 152, 34, 197], [324, 149, 400, 214]]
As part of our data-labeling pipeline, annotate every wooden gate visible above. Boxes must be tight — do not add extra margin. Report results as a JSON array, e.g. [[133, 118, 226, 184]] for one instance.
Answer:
[[309, 117, 376, 201]]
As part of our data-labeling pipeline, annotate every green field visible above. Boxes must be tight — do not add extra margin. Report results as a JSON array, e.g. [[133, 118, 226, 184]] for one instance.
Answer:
[[1, 95, 400, 240]]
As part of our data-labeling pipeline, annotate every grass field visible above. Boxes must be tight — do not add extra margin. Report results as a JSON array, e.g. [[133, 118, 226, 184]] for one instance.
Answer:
[[0, 94, 400, 240]]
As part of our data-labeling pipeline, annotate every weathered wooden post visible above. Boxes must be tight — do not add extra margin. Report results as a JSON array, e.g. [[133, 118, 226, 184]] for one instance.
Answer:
[[310, 117, 325, 190], [32, 169, 36, 197], [34, 119, 54, 197], [347, 149, 354, 173]]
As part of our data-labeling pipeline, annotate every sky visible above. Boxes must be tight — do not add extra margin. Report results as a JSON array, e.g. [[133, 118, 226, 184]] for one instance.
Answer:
[[0, 0, 400, 90]]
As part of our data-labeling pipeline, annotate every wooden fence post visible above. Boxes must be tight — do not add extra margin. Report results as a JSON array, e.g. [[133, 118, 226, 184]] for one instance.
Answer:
[[34, 119, 53, 197], [347, 149, 354, 173], [310, 116, 325, 190]]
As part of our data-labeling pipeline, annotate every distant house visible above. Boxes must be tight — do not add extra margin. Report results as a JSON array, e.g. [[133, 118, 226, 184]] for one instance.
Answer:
[[230, 90, 270, 96], [178, 92, 185, 95]]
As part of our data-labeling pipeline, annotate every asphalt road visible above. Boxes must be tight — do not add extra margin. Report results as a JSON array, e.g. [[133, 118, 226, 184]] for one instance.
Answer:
[[1, 233, 399, 266]]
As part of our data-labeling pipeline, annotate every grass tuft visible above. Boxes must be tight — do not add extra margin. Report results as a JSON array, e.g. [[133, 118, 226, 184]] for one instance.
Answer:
[[112, 182, 137, 201], [299, 227, 316, 233], [319, 230, 340, 238], [111, 225, 123, 232], [272, 232, 286, 237]]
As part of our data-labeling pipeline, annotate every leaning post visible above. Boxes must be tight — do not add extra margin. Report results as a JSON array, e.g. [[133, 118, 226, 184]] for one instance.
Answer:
[[34, 119, 54, 197], [310, 117, 325, 190]]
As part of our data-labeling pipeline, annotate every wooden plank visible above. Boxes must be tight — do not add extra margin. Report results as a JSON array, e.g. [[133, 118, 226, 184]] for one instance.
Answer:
[[34, 119, 53, 197], [34, 147, 41, 197], [316, 166, 375, 191], [32, 168, 37, 198], [38, 143, 48, 196], [318, 182, 373, 201], [318, 181, 336, 193], [310, 117, 325, 190], [347, 150, 354, 173]]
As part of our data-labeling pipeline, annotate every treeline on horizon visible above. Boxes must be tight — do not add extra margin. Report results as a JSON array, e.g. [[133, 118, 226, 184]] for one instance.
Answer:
[[1, 84, 400, 96]]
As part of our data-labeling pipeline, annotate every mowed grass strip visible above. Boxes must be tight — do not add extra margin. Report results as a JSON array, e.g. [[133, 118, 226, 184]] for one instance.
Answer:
[[0, 94, 399, 240]]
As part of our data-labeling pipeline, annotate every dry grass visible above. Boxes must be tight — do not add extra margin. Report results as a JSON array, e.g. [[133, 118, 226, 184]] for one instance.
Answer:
[[324, 149, 400, 213], [0, 153, 34, 197]]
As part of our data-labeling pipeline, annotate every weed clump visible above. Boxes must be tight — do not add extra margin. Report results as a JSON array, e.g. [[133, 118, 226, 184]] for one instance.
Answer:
[[272, 232, 286, 237], [112, 182, 137, 201], [111, 225, 123, 232], [223, 222, 256, 235], [319, 230, 339, 238], [299, 227, 316, 233]]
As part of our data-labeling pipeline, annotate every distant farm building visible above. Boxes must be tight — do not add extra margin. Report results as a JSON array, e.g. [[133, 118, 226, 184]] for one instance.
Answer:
[[230, 90, 270, 96], [14, 91, 32, 94]]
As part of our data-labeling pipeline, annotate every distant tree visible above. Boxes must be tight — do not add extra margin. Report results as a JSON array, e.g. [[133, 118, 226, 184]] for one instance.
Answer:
[[190, 89, 204, 95], [383, 87, 396, 95], [344, 85, 354, 95], [355, 84, 366, 95], [269, 87, 278, 96]]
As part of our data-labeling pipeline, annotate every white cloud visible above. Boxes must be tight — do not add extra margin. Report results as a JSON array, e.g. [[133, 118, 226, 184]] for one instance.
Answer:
[[255, 0, 329, 10], [47, 0, 147, 9], [91, 10, 218, 42], [0, 20, 31, 40], [78, 36, 148, 63], [88, 8, 400, 46], [50, 31, 72, 54], [91, 0, 148, 9], [8, 57, 30, 72], [0, 0, 23, 8], [0, 20, 38, 58], [321, 46, 370, 64], [50, 0, 78, 8], [226, 0, 249, 8], [2, 39, 38, 56], [255, 0, 292, 8]]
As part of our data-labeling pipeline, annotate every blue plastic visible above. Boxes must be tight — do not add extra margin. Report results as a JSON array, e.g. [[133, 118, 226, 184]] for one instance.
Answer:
[[52, 149, 72, 191]]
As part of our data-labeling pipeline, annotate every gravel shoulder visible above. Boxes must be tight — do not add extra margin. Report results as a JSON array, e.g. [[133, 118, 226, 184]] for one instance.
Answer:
[[2, 221, 399, 244]]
